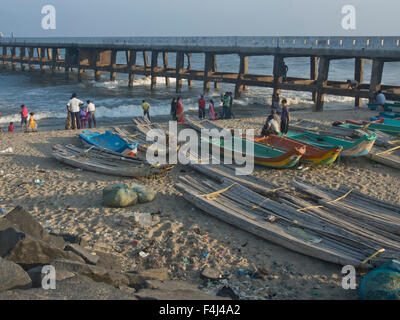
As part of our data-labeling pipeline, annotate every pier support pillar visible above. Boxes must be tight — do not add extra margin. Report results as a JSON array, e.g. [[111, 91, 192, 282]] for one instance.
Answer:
[[110, 49, 117, 81], [369, 59, 384, 102], [212, 55, 219, 89], [11, 47, 17, 71], [235, 55, 248, 99], [203, 53, 213, 93], [176, 52, 184, 93], [310, 56, 318, 102], [314, 57, 330, 112], [38, 48, 46, 73], [143, 51, 150, 69], [28, 48, 34, 71], [151, 51, 159, 90], [1, 47, 7, 69], [163, 52, 170, 87], [128, 50, 136, 87], [20, 47, 26, 71], [57, 49, 62, 71], [354, 58, 364, 107], [186, 53, 193, 88], [272, 55, 283, 99], [51, 48, 57, 73]]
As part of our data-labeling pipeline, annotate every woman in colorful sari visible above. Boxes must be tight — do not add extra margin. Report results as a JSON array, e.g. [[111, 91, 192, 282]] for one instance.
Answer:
[[176, 97, 184, 123], [208, 99, 216, 120]]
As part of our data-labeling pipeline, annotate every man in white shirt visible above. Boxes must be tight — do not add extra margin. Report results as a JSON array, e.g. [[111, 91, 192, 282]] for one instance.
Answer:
[[86, 100, 96, 128], [67, 93, 84, 129]]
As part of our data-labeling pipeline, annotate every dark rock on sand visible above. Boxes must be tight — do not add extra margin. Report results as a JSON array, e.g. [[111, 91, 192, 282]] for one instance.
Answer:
[[27, 266, 75, 288], [0, 257, 32, 291], [65, 244, 99, 265], [0, 227, 25, 258], [0, 275, 137, 300]]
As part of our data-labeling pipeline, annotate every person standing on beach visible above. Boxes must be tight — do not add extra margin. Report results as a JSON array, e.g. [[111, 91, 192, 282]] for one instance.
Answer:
[[20, 105, 28, 132], [228, 92, 235, 119], [271, 93, 280, 113], [142, 100, 150, 121], [170, 97, 177, 121], [28, 112, 37, 132], [176, 97, 184, 123], [208, 99, 216, 120], [280, 99, 290, 136], [67, 93, 84, 130], [221, 93, 231, 119], [87, 100, 96, 128], [375, 90, 386, 108], [198, 94, 206, 119]]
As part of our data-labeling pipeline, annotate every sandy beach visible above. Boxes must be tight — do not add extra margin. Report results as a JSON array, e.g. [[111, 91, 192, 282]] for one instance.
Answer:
[[1, 104, 399, 300]]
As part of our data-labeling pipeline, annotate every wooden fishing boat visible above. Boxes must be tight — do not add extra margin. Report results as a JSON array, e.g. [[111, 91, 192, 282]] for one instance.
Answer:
[[175, 175, 400, 268], [379, 112, 400, 119], [340, 122, 400, 135], [52, 144, 172, 178], [79, 130, 139, 156], [202, 136, 305, 168], [253, 135, 341, 166], [286, 131, 377, 157], [379, 118, 400, 127], [368, 103, 393, 111]]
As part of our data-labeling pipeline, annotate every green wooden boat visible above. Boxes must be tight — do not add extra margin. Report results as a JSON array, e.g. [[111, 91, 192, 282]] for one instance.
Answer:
[[379, 112, 400, 119], [202, 136, 305, 168], [339, 122, 400, 135], [286, 131, 377, 157]]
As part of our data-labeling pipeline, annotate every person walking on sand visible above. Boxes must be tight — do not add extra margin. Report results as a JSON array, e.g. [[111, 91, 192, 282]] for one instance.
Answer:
[[67, 93, 84, 130], [87, 100, 96, 128], [142, 100, 150, 121], [176, 97, 184, 123], [198, 94, 206, 119], [170, 97, 177, 121], [208, 99, 216, 120], [20, 104, 28, 132], [280, 99, 290, 136]]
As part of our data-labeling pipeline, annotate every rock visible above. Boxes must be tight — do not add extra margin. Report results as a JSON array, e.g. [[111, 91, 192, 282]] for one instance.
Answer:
[[0, 227, 25, 258], [201, 267, 221, 280], [6, 236, 84, 270], [65, 244, 99, 265], [27, 266, 75, 288], [124, 273, 146, 289], [103, 184, 138, 207], [51, 259, 129, 288], [135, 280, 230, 300], [0, 257, 32, 291], [139, 268, 169, 281], [47, 235, 66, 250], [5, 206, 50, 242], [216, 286, 239, 300], [94, 251, 124, 272], [0, 275, 137, 300]]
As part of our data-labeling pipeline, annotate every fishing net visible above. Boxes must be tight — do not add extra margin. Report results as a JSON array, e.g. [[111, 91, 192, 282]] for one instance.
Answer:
[[359, 260, 400, 300]]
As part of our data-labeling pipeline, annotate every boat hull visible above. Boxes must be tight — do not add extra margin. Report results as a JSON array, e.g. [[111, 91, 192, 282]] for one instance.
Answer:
[[287, 131, 376, 157], [254, 135, 340, 166], [204, 137, 304, 169], [340, 122, 400, 135], [79, 130, 139, 156]]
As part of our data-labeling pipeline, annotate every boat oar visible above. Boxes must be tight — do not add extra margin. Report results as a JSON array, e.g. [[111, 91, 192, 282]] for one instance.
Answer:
[[375, 145, 400, 156]]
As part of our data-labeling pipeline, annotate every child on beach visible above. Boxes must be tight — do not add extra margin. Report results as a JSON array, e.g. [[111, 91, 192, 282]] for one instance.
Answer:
[[28, 112, 37, 132], [8, 122, 14, 132], [80, 106, 88, 128], [176, 97, 184, 123]]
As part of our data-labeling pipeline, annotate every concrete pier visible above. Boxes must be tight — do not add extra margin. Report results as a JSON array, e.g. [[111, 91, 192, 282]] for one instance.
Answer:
[[1, 36, 400, 111]]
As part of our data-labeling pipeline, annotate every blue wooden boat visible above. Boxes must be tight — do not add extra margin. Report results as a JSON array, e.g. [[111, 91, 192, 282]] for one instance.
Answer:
[[78, 130, 139, 156]]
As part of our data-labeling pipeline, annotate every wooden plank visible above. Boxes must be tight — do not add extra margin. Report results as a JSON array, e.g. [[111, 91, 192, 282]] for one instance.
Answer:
[[314, 57, 330, 112]]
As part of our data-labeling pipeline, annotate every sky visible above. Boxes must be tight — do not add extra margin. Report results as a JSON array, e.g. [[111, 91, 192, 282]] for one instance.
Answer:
[[0, 0, 399, 37]]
